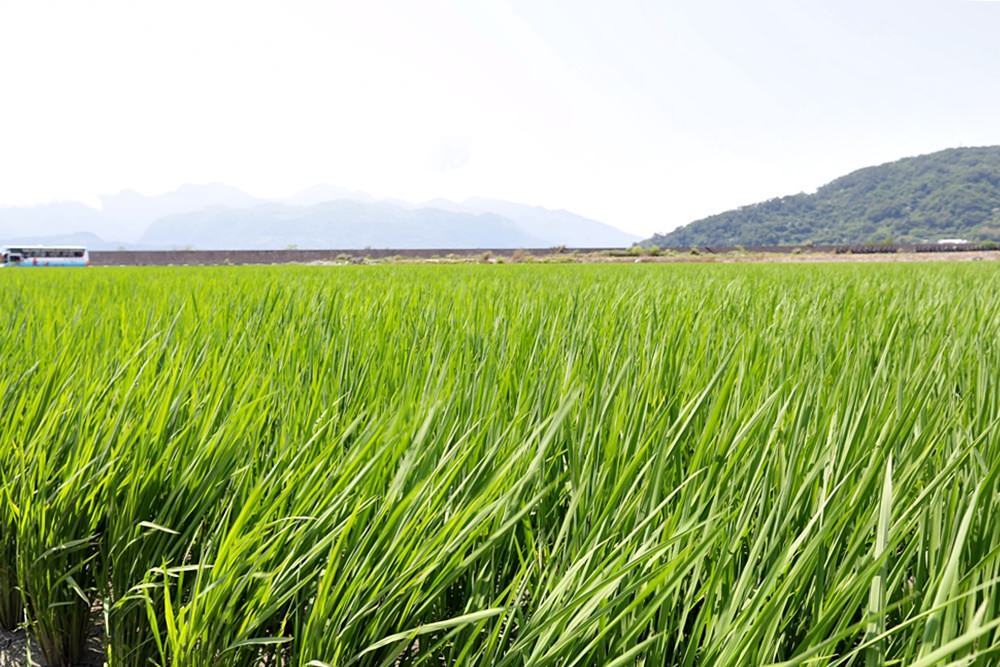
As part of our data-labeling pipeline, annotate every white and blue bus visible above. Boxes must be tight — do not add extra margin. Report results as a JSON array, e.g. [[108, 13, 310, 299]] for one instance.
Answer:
[[1, 246, 90, 267]]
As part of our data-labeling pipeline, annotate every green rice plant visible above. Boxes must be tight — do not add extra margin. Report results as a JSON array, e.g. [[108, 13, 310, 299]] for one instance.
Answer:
[[1, 262, 999, 666], [11, 358, 107, 664], [0, 359, 27, 631]]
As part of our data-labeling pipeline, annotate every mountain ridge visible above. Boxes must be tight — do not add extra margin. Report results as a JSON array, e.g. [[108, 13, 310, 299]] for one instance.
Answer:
[[648, 146, 1000, 247], [140, 201, 549, 250], [0, 187, 638, 249]]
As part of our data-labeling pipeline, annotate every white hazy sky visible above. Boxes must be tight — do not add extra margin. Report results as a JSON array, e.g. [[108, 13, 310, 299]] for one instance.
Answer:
[[1, 0, 998, 236]]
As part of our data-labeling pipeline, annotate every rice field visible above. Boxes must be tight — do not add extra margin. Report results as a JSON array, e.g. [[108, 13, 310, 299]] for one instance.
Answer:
[[1, 262, 1000, 666]]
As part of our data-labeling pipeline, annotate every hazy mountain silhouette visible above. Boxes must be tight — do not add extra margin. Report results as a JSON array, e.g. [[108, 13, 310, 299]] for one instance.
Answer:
[[140, 201, 548, 249], [1, 185, 637, 249], [0, 231, 119, 250], [283, 185, 376, 207], [423, 198, 638, 247], [0, 184, 259, 244], [99, 184, 259, 241], [0, 202, 112, 242]]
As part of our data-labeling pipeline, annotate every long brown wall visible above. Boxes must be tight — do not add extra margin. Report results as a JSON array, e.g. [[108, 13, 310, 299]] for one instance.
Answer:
[[87, 243, 997, 266], [88, 248, 620, 266]]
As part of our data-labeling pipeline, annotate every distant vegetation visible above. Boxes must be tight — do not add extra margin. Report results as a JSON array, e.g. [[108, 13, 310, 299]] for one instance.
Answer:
[[649, 146, 1000, 247]]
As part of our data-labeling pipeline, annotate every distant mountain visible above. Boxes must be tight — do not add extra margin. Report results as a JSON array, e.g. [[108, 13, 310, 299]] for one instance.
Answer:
[[99, 184, 259, 241], [139, 201, 548, 249], [425, 198, 639, 247], [2, 185, 636, 250], [1, 232, 122, 250], [648, 146, 1000, 247], [0, 184, 259, 244], [283, 185, 375, 207], [0, 202, 114, 242]]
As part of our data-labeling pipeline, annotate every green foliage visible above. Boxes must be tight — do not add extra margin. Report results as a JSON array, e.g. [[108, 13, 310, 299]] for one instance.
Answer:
[[2, 264, 1000, 666], [650, 146, 1000, 246]]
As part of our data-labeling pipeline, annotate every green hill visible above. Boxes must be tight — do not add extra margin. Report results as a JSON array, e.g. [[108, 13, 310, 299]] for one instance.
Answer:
[[648, 146, 1000, 247]]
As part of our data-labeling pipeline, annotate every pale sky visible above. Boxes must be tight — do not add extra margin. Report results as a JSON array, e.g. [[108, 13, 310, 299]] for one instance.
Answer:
[[0, 0, 998, 236]]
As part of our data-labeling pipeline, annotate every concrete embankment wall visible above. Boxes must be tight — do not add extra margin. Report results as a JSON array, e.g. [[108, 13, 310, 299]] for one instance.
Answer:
[[87, 243, 998, 266], [88, 248, 620, 266]]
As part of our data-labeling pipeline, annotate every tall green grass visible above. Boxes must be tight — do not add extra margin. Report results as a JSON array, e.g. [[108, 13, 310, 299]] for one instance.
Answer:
[[1, 262, 999, 666]]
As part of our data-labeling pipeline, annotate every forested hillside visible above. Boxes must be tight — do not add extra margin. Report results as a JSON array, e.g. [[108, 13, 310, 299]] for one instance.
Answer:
[[649, 147, 1000, 246]]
